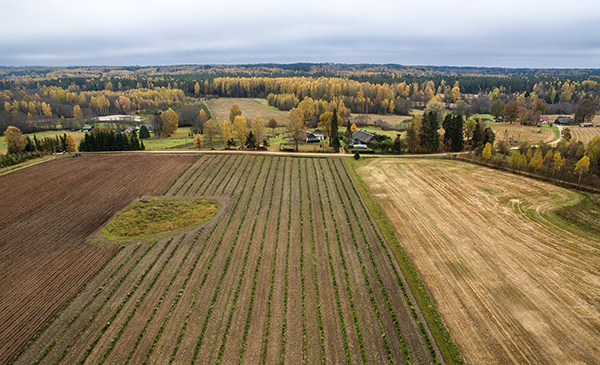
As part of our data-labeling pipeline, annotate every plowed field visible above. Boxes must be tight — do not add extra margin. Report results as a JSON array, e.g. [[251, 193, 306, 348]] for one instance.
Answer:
[[357, 158, 600, 365], [11, 154, 442, 365], [0, 153, 199, 364]]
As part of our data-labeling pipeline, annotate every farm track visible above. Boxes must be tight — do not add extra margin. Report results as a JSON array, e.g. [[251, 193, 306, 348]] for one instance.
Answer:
[[10, 153, 439, 365], [358, 158, 600, 365], [0, 153, 197, 365]]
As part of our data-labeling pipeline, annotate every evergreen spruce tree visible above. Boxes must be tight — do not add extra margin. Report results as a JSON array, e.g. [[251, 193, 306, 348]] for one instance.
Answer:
[[344, 119, 352, 145], [472, 121, 482, 149], [451, 114, 464, 152], [420, 111, 440, 153], [330, 109, 340, 151]]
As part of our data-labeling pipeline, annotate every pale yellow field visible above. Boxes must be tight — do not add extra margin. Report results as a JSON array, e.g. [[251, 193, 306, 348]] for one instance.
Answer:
[[205, 98, 290, 126], [358, 158, 600, 365]]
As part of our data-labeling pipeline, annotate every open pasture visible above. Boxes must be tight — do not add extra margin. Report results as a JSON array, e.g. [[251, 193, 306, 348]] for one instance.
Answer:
[[357, 157, 600, 365], [0, 153, 198, 364], [10, 154, 440, 365], [488, 122, 558, 145], [205, 98, 290, 126]]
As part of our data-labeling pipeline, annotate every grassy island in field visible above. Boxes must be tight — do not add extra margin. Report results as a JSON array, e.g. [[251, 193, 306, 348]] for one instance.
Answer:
[[103, 198, 219, 238]]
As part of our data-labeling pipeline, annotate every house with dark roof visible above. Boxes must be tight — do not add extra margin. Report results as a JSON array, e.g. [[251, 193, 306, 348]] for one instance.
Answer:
[[81, 125, 94, 133], [300, 130, 320, 143], [352, 130, 378, 144], [554, 116, 575, 125]]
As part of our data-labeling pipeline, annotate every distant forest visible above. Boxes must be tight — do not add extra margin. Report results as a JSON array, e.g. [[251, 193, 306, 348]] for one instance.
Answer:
[[1, 63, 599, 135]]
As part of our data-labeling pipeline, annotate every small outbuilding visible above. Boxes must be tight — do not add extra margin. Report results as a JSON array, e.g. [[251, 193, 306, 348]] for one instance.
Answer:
[[81, 125, 94, 133]]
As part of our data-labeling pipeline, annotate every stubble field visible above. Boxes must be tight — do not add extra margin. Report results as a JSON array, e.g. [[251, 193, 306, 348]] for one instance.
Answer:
[[0, 153, 199, 364], [8, 153, 441, 364], [357, 157, 600, 364]]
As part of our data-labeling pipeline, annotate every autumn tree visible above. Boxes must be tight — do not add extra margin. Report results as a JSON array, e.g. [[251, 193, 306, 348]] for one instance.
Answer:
[[194, 133, 203, 150], [562, 128, 572, 142], [4, 126, 27, 153], [451, 84, 461, 102], [204, 119, 220, 149], [528, 149, 543, 172], [229, 104, 242, 123], [406, 114, 422, 153], [574, 155, 590, 186], [233, 115, 248, 146], [73, 105, 82, 119], [194, 82, 201, 95], [552, 151, 565, 177], [222, 120, 232, 148], [574, 98, 597, 123], [42, 102, 52, 117], [482, 142, 492, 160], [267, 118, 278, 134], [287, 107, 306, 151], [64, 133, 77, 152], [251, 115, 265, 147], [318, 110, 343, 140], [160, 108, 179, 136]]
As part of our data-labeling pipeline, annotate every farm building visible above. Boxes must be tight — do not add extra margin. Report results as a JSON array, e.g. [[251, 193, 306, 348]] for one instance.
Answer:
[[580, 122, 594, 127], [81, 125, 94, 133], [352, 130, 378, 144], [300, 130, 320, 143], [554, 116, 575, 125]]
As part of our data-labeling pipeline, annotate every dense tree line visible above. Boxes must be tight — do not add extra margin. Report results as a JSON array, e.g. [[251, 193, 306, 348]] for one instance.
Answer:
[[78, 128, 144, 152]]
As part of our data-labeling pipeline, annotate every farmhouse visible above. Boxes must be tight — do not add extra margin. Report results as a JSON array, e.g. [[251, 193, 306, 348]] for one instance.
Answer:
[[352, 130, 378, 144], [81, 125, 94, 133], [300, 130, 320, 143], [554, 116, 575, 125]]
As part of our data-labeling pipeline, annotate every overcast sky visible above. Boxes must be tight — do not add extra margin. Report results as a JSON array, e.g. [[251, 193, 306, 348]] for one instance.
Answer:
[[1, 0, 599, 68]]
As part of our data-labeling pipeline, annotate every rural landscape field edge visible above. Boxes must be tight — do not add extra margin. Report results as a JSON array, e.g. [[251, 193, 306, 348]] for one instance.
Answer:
[[343, 156, 464, 365]]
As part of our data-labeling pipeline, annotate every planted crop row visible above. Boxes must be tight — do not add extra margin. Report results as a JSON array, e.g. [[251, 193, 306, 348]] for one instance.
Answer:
[[279, 158, 295, 364], [322, 158, 399, 363], [193, 154, 228, 196], [259, 157, 288, 364], [328, 158, 417, 364], [122, 229, 205, 365], [336, 158, 440, 363], [210, 154, 241, 195], [312, 158, 356, 364], [28, 242, 154, 365], [97, 234, 188, 364], [188, 156, 270, 364], [76, 237, 176, 364], [215, 157, 277, 364], [173, 155, 208, 196], [159, 157, 261, 364], [303, 159, 327, 364], [164, 155, 203, 195]]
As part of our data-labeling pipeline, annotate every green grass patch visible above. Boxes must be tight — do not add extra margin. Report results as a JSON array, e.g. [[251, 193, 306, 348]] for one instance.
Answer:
[[343, 157, 464, 365], [102, 198, 219, 238], [553, 194, 600, 238]]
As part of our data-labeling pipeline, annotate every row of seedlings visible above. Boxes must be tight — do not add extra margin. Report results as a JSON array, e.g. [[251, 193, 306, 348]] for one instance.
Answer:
[[164, 155, 204, 195], [145, 156, 260, 364], [216, 157, 280, 364], [335, 158, 439, 363], [323, 158, 403, 364], [186, 156, 273, 364]]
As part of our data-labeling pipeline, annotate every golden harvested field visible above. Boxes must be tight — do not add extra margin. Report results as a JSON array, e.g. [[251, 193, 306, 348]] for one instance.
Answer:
[[205, 98, 290, 125], [357, 158, 600, 365], [567, 126, 600, 145], [489, 122, 558, 145]]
